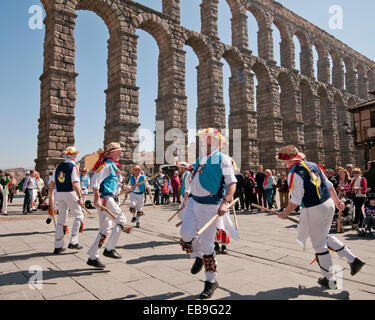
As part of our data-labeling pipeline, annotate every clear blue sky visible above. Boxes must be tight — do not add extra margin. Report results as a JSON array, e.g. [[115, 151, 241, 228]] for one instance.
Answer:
[[0, 0, 374, 169]]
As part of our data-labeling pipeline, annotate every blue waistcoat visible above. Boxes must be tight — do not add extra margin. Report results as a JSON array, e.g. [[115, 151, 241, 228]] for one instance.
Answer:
[[99, 159, 120, 197], [80, 175, 89, 189], [180, 171, 192, 196], [55, 161, 76, 192], [130, 175, 146, 194], [290, 161, 331, 208], [192, 151, 227, 204]]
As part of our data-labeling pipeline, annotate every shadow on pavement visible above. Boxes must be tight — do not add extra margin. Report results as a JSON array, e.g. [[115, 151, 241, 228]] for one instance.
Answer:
[[126, 254, 188, 265], [122, 240, 177, 250]]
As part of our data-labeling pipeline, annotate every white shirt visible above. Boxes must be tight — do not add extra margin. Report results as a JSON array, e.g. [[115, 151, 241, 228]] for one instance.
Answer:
[[51, 159, 80, 184], [288, 168, 333, 205], [91, 163, 112, 190], [182, 171, 192, 195], [190, 152, 237, 197]]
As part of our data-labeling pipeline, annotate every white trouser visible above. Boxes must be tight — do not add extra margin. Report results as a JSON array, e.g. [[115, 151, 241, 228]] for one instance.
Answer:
[[130, 192, 144, 223], [87, 197, 127, 260], [180, 198, 219, 282], [298, 198, 356, 280], [82, 188, 88, 203], [0, 187, 6, 213], [55, 192, 84, 248]]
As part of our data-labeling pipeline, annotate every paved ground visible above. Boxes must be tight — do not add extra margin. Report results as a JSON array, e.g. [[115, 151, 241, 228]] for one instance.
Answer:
[[0, 194, 374, 300]]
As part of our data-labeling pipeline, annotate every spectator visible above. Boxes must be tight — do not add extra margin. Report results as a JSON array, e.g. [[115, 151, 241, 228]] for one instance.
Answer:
[[31, 171, 38, 211], [271, 169, 278, 209], [153, 169, 164, 205], [364, 197, 375, 233], [335, 167, 351, 199], [243, 170, 257, 212], [255, 165, 267, 209], [363, 161, 375, 194], [346, 164, 354, 179], [171, 171, 181, 204], [263, 169, 275, 209], [234, 170, 245, 211], [0, 184, 5, 215], [161, 177, 170, 205], [7, 172, 17, 203], [349, 168, 368, 230], [325, 168, 338, 190], [276, 172, 289, 211], [22, 170, 36, 214], [0, 170, 11, 215], [36, 171, 45, 209]]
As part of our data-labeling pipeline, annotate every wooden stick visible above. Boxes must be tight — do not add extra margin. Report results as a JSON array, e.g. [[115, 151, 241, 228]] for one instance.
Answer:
[[120, 173, 159, 196], [98, 204, 117, 220], [176, 221, 183, 227], [337, 210, 343, 233], [251, 203, 299, 224], [196, 198, 239, 237], [232, 204, 239, 230], [79, 203, 92, 216], [168, 205, 186, 222]]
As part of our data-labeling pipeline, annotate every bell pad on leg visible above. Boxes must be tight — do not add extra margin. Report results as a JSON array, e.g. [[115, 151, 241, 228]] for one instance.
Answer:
[[180, 238, 193, 254], [203, 253, 217, 273]]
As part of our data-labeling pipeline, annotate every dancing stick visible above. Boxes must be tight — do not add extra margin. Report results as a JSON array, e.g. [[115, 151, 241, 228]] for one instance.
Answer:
[[168, 204, 186, 222], [120, 173, 159, 196], [98, 204, 117, 220], [232, 204, 239, 230], [337, 210, 343, 233], [79, 203, 92, 216], [176, 221, 183, 228], [251, 203, 299, 224], [196, 198, 239, 237]]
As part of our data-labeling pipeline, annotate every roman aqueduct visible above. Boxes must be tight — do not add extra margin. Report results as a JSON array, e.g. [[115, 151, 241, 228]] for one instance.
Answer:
[[36, 0, 375, 177]]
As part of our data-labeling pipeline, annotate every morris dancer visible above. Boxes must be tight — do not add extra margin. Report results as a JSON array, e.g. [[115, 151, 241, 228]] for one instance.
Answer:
[[276, 145, 365, 289], [80, 168, 90, 204], [87, 142, 129, 269], [128, 165, 151, 228], [49, 146, 84, 254], [179, 128, 239, 299]]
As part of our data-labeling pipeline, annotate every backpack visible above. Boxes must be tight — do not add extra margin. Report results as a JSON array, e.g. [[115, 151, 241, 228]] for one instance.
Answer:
[[18, 178, 25, 192]]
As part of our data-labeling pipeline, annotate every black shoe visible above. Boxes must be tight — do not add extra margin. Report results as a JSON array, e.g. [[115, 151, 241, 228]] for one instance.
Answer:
[[87, 258, 106, 269], [131, 217, 136, 223], [68, 243, 83, 250], [136, 222, 140, 228], [214, 242, 221, 255], [200, 281, 219, 299], [53, 247, 66, 255], [46, 217, 52, 224], [350, 258, 365, 276], [103, 249, 122, 259], [221, 245, 228, 254], [317, 277, 337, 289], [191, 257, 204, 275]]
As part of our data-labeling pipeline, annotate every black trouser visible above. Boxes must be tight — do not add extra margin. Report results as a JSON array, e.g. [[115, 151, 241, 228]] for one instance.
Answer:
[[234, 190, 244, 210], [23, 189, 33, 212], [244, 192, 257, 211], [8, 192, 14, 203], [37, 191, 43, 208], [353, 197, 366, 228], [154, 188, 160, 205]]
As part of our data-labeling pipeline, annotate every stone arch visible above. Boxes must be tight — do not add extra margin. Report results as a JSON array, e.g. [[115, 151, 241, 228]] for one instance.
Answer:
[[277, 72, 303, 149], [330, 48, 345, 89], [294, 29, 313, 78], [132, 13, 174, 51], [225, 0, 248, 49], [273, 18, 294, 69], [356, 63, 369, 99], [183, 31, 214, 64], [318, 85, 341, 167], [313, 40, 330, 83], [299, 79, 324, 163], [344, 56, 358, 95], [335, 92, 355, 165], [246, 4, 273, 61]]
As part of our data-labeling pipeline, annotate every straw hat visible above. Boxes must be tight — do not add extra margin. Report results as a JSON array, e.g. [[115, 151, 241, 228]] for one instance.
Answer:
[[197, 128, 227, 145], [104, 142, 124, 154], [63, 146, 80, 156], [176, 161, 191, 170], [132, 165, 141, 172], [276, 145, 305, 161]]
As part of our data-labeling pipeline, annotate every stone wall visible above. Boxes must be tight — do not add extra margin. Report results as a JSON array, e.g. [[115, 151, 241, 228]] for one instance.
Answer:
[[36, 0, 375, 176]]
